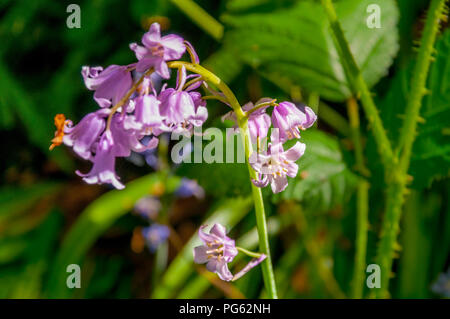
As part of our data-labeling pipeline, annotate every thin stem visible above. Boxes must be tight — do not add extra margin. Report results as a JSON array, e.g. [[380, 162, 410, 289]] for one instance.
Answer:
[[245, 99, 277, 117], [236, 246, 263, 259], [352, 180, 369, 298], [170, 0, 224, 41], [167, 60, 278, 298], [374, 0, 447, 298], [346, 97, 370, 299], [346, 98, 369, 176], [320, 0, 394, 167], [318, 101, 351, 137]]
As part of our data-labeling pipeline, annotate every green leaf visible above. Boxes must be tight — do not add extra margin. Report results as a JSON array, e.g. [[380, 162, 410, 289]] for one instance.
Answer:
[[0, 182, 61, 225], [46, 173, 180, 298], [221, 0, 399, 102], [151, 197, 253, 298], [274, 129, 358, 212], [176, 131, 251, 197]]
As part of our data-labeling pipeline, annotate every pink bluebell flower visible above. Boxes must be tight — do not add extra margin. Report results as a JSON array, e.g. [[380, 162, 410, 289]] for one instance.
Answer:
[[82, 64, 133, 108], [272, 102, 316, 142], [63, 109, 109, 160], [76, 131, 125, 190], [158, 66, 208, 135], [129, 22, 185, 78], [110, 113, 159, 158], [250, 131, 306, 193], [193, 224, 238, 281], [222, 98, 272, 143]]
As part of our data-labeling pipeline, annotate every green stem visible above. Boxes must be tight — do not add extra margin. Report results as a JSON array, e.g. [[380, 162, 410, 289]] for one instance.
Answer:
[[352, 180, 369, 298], [170, 0, 224, 41], [320, 0, 394, 167], [167, 61, 278, 299], [318, 101, 351, 137], [346, 98, 370, 299], [236, 246, 264, 259], [374, 0, 446, 298]]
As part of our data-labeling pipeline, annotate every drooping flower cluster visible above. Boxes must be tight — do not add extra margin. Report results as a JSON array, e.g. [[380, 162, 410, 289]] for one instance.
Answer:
[[50, 23, 207, 189], [224, 100, 317, 193], [193, 224, 266, 282]]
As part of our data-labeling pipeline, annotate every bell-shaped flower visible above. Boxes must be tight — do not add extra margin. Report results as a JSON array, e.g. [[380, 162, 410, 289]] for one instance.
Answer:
[[250, 131, 306, 193], [110, 113, 159, 158], [193, 224, 238, 282], [271, 102, 317, 142], [63, 109, 109, 160], [129, 22, 185, 78], [222, 98, 272, 143], [76, 131, 125, 190], [158, 66, 207, 134], [142, 224, 170, 253], [82, 64, 133, 108]]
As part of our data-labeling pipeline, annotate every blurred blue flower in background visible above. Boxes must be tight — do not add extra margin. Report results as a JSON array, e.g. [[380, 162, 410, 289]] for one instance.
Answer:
[[142, 224, 170, 252], [134, 196, 161, 220], [175, 178, 205, 199], [432, 268, 450, 298]]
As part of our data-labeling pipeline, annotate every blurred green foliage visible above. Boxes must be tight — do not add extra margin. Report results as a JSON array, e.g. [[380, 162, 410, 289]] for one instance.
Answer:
[[0, 0, 448, 299]]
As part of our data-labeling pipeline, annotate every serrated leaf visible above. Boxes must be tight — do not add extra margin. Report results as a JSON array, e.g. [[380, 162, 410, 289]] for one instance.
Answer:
[[221, 0, 399, 102], [274, 130, 357, 212]]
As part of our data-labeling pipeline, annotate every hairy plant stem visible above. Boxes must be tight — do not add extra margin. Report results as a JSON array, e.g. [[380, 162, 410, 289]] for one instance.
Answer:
[[320, 0, 394, 168], [374, 0, 447, 298], [167, 61, 278, 298], [347, 98, 370, 299]]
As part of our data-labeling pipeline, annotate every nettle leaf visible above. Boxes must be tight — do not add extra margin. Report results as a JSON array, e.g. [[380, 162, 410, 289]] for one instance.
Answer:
[[221, 0, 399, 102], [273, 129, 357, 212], [379, 30, 450, 188]]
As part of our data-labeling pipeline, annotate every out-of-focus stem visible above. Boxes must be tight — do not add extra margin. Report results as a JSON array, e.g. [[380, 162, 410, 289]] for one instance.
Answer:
[[320, 0, 394, 167], [170, 0, 224, 41], [346, 97, 370, 299]]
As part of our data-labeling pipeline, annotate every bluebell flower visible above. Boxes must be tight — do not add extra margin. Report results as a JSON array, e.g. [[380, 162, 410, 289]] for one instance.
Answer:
[[134, 196, 161, 220], [175, 178, 205, 199], [432, 268, 450, 298], [142, 224, 170, 252]]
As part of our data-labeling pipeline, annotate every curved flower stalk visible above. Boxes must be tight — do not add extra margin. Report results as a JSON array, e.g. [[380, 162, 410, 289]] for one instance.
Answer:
[[50, 22, 316, 299]]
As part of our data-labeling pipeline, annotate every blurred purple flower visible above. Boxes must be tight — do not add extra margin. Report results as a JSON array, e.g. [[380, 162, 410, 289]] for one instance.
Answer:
[[193, 224, 238, 281], [175, 178, 205, 199], [134, 196, 161, 220], [142, 223, 170, 252]]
